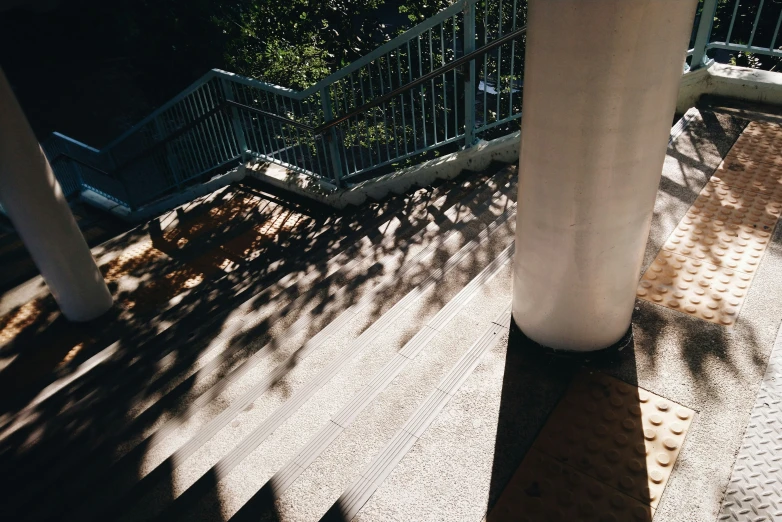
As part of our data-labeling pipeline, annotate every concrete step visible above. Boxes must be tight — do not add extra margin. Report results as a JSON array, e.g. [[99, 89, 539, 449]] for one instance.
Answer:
[[13, 167, 516, 521], [0, 168, 504, 461], [65, 187, 517, 522], [223, 262, 514, 522]]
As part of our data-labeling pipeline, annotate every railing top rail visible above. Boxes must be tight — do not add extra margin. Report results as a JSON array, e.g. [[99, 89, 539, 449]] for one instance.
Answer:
[[315, 24, 528, 135], [78, 0, 476, 157], [298, 0, 470, 97], [100, 69, 220, 152], [49, 132, 102, 153]]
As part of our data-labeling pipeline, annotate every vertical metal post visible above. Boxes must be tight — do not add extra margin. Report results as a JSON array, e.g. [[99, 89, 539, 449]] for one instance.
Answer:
[[153, 116, 182, 190], [463, 1, 477, 148], [320, 87, 345, 186], [690, 0, 718, 70], [220, 77, 249, 161]]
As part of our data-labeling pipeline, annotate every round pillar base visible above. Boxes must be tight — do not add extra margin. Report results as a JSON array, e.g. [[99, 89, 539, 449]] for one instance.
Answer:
[[510, 319, 634, 361]]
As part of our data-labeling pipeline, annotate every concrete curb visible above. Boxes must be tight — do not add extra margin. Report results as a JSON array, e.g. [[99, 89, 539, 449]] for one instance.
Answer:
[[246, 132, 521, 209]]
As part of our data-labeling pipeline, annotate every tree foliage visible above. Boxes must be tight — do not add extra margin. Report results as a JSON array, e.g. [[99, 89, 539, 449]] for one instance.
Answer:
[[214, 0, 450, 89]]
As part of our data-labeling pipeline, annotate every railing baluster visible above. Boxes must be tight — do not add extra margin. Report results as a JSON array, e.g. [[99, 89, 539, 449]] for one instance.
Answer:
[[416, 35, 427, 148], [483, 0, 489, 133], [441, 23, 448, 140], [220, 79, 249, 163], [320, 87, 345, 185], [396, 51, 409, 157], [203, 83, 231, 160], [508, 0, 518, 119], [376, 60, 392, 162], [727, 0, 742, 44], [362, 68, 381, 164], [452, 14, 458, 141], [771, 8, 782, 51], [690, 0, 718, 70], [261, 90, 285, 164], [386, 54, 400, 160], [463, 1, 476, 147], [172, 102, 198, 177], [153, 116, 181, 190], [748, 0, 765, 49], [235, 85, 260, 156], [194, 88, 221, 166], [184, 95, 209, 172], [340, 78, 358, 175], [407, 41, 419, 153], [349, 72, 366, 173], [496, 0, 503, 127], [429, 28, 438, 144]]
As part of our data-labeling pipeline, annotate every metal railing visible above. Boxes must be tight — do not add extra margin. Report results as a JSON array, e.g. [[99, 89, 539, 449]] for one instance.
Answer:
[[39, 0, 775, 213], [43, 0, 527, 210], [689, 0, 782, 70]]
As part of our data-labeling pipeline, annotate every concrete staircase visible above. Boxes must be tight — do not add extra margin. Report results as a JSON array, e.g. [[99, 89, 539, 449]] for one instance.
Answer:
[[0, 163, 519, 522]]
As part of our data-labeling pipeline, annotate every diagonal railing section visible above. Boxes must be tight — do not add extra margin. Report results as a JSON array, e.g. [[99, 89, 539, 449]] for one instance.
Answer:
[[39, 0, 528, 211]]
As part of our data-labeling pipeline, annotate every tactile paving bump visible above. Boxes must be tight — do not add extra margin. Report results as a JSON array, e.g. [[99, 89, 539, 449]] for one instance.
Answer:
[[664, 181, 779, 274], [728, 121, 782, 165], [638, 251, 749, 326], [488, 449, 653, 522], [639, 121, 782, 326], [533, 371, 694, 509]]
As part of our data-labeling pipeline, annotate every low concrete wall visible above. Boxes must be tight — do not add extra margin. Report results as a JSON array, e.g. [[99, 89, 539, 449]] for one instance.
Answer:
[[677, 62, 782, 114], [246, 131, 521, 209]]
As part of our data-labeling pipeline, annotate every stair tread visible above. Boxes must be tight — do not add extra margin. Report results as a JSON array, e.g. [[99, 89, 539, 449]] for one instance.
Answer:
[[52, 168, 516, 522], [159, 242, 514, 522]]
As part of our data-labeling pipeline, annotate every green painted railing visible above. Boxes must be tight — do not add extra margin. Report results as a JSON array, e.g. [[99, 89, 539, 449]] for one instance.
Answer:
[[37, 0, 777, 213], [689, 0, 782, 70]]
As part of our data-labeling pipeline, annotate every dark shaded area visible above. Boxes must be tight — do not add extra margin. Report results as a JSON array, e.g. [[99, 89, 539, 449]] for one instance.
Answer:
[[0, 0, 232, 146], [0, 162, 514, 522]]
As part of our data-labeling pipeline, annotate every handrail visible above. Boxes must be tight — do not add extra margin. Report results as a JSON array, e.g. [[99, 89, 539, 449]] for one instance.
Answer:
[[53, 99, 311, 178], [50, 153, 114, 178], [224, 100, 316, 131], [315, 24, 528, 134]]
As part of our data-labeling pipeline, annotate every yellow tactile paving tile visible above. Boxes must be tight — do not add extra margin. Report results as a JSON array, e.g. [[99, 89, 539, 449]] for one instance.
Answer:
[[713, 159, 782, 198], [639, 121, 782, 325], [489, 372, 693, 521], [533, 372, 694, 509], [488, 449, 653, 522], [731, 121, 782, 158], [102, 238, 166, 282], [663, 181, 777, 275], [0, 300, 47, 345], [638, 252, 748, 326]]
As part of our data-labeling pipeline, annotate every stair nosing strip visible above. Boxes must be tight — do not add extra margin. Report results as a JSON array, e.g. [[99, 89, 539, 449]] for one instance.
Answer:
[[330, 307, 511, 519], [137, 207, 516, 521], [57, 175, 518, 522]]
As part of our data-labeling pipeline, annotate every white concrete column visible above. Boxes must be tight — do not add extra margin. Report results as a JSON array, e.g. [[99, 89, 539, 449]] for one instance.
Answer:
[[512, 0, 698, 351], [0, 68, 113, 322]]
